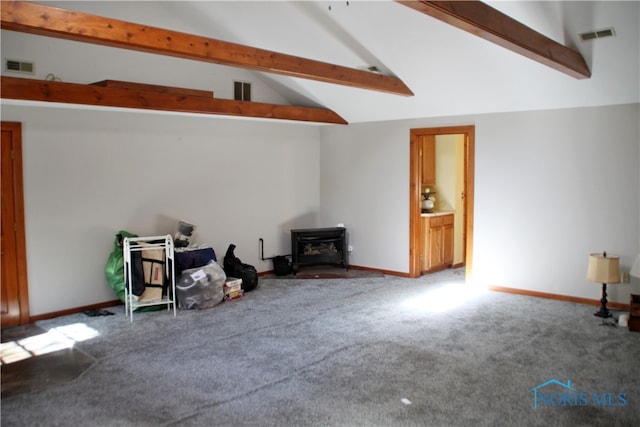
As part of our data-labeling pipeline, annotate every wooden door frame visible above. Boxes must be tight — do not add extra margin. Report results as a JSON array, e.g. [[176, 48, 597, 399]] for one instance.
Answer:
[[409, 125, 475, 278], [1, 121, 30, 326]]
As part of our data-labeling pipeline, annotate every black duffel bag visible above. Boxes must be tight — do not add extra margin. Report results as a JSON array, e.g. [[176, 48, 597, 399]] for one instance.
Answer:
[[223, 244, 259, 292]]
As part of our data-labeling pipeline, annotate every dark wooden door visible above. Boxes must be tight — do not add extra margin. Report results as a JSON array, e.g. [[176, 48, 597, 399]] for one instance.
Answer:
[[1, 122, 29, 327]]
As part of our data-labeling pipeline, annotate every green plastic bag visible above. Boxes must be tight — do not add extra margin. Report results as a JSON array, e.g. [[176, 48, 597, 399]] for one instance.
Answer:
[[105, 230, 137, 302]]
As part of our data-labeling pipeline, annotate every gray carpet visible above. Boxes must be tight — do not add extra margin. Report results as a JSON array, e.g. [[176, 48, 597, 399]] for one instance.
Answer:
[[2, 269, 639, 426]]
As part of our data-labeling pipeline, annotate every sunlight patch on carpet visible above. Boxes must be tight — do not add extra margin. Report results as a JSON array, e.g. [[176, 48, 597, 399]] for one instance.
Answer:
[[0, 323, 99, 365], [402, 282, 486, 313]]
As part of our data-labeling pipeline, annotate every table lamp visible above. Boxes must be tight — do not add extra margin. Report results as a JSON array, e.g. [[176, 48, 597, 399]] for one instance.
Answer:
[[586, 251, 620, 319]]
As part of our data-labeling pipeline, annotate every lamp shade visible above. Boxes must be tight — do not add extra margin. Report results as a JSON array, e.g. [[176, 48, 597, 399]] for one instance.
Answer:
[[631, 254, 640, 278], [586, 253, 620, 284]]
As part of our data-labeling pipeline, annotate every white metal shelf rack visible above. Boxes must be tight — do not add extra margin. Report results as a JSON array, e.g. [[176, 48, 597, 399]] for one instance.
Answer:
[[123, 235, 177, 322]]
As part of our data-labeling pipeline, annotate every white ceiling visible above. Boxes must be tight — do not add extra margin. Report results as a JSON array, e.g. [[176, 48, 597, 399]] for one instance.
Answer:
[[16, 1, 640, 123]]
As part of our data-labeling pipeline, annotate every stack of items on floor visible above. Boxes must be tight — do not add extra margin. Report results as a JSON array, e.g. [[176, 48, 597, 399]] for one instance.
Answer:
[[224, 277, 244, 301], [174, 242, 260, 308], [173, 221, 256, 309], [173, 220, 224, 310], [106, 221, 259, 311]]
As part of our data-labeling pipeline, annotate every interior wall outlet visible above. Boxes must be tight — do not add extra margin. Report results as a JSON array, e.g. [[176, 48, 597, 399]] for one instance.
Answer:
[[337, 223, 344, 228], [621, 271, 630, 283], [348, 245, 354, 252]]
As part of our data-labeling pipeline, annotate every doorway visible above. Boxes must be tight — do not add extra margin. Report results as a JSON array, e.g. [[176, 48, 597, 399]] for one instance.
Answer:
[[409, 126, 475, 278], [1, 122, 30, 327]]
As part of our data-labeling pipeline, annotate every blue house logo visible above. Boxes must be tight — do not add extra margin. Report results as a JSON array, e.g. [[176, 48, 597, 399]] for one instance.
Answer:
[[529, 379, 627, 409], [529, 379, 578, 409]]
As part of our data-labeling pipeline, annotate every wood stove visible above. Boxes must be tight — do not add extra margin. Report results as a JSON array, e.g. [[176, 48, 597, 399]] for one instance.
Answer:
[[290, 227, 348, 274]]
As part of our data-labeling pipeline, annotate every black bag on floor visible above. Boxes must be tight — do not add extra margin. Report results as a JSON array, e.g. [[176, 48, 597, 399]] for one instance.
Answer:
[[272, 255, 291, 276], [223, 244, 259, 292]]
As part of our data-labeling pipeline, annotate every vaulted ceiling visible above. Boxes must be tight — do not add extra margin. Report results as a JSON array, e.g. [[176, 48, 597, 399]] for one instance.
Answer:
[[1, 1, 638, 124]]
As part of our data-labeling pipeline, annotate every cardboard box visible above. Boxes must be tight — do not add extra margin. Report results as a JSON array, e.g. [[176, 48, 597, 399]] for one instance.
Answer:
[[138, 243, 165, 302], [224, 289, 245, 301], [139, 286, 163, 302], [224, 277, 242, 294]]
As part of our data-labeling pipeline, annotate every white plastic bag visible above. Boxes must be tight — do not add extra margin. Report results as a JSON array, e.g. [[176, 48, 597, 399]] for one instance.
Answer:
[[175, 261, 226, 309]]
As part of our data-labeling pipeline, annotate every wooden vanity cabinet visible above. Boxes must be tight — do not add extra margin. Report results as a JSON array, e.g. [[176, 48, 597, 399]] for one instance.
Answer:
[[422, 213, 454, 272]]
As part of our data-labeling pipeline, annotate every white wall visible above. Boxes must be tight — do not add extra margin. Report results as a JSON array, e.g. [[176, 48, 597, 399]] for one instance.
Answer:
[[320, 103, 640, 304], [3, 103, 638, 316], [2, 105, 320, 315], [434, 134, 465, 265], [433, 134, 457, 212], [473, 104, 639, 303], [319, 122, 411, 273]]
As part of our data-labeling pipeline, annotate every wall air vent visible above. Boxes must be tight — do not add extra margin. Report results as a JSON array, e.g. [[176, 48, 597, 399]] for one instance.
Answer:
[[580, 28, 615, 41], [5, 59, 35, 74], [234, 81, 251, 101]]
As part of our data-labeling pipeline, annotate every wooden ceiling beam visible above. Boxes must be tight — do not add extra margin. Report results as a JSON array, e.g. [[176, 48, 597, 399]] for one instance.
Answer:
[[1, 77, 348, 124], [91, 80, 214, 98], [396, 0, 590, 79], [0, 1, 413, 96]]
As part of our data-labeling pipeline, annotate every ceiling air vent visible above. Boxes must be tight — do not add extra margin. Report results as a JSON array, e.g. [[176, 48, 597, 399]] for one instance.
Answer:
[[580, 28, 615, 41], [5, 59, 34, 74]]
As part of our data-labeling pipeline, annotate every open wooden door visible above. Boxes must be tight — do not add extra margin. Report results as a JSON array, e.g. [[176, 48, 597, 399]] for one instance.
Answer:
[[1, 122, 30, 327], [409, 125, 475, 278]]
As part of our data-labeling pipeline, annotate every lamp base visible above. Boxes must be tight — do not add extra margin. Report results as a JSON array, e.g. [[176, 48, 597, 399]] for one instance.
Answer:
[[599, 317, 617, 327], [594, 308, 612, 318], [594, 282, 612, 319]]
